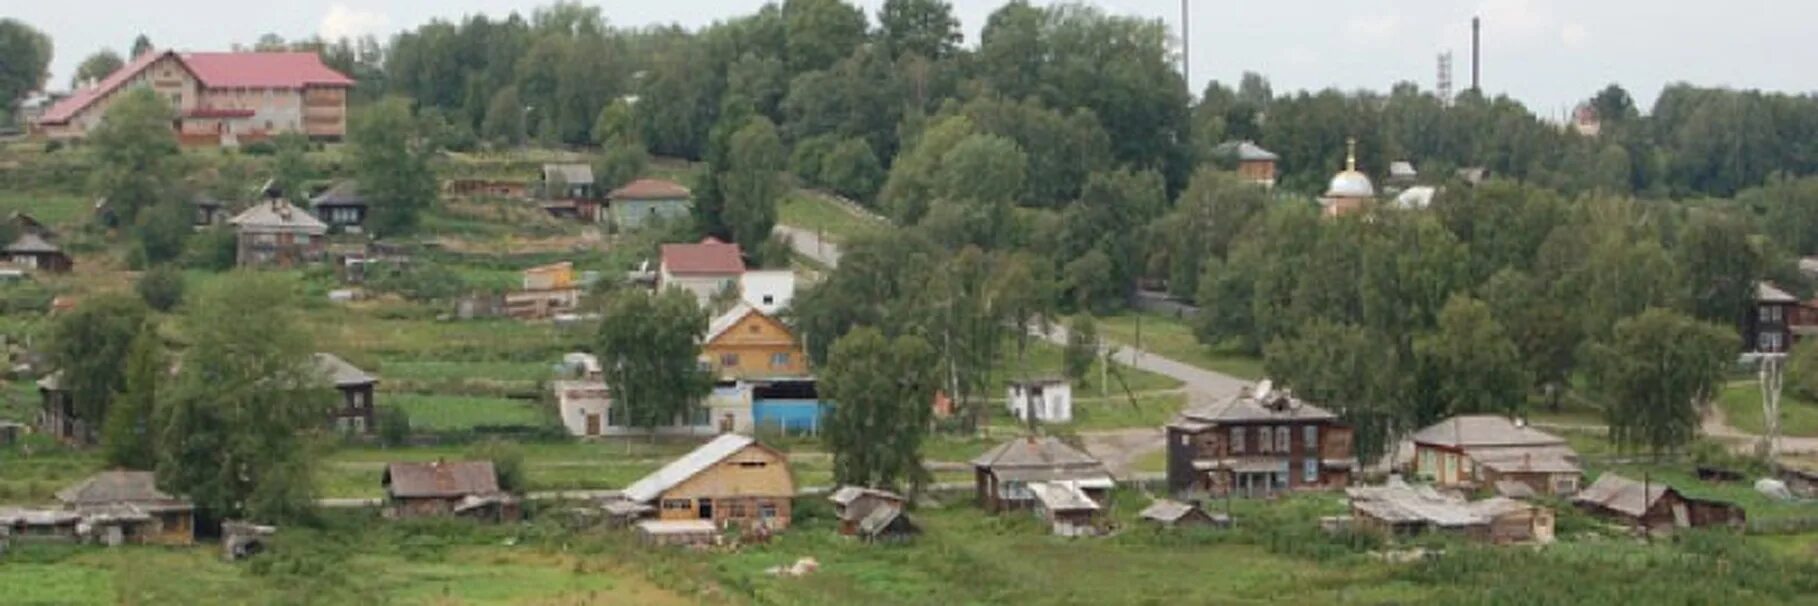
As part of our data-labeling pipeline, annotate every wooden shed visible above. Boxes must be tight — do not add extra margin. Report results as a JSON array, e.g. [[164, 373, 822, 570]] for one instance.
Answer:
[[827, 486, 916, 541], [382, 460, 520, 522], [1138, 499, 1229, 529], [56, 470, 195, 546], [1573, 473, 1745, 533]]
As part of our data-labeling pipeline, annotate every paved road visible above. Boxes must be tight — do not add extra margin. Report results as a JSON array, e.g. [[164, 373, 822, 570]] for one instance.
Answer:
[[1034, 323, 1250, 401], [774, 224, 843, 267]]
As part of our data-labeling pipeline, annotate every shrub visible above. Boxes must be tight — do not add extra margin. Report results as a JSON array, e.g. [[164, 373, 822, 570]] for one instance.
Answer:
[[135, 265, 186, 311], [240, 140, 278, 156], [465, 439, 526, 494], [182, 228, 238, 271], [377, 407, 411, 447]]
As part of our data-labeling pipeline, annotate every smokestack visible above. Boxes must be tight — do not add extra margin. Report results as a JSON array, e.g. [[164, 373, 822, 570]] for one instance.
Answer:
[[1471, 16, 1481, 93], [1180, 0, 1190, 86]]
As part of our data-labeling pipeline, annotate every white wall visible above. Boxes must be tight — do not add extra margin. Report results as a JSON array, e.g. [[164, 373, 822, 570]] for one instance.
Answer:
[[1006, 382, 1072, 424], [740, 270, 796, 315]]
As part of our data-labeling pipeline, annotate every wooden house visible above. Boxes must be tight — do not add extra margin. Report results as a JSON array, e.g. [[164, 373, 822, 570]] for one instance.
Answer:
[[382, 460, 520, 522], [1164, 380, 1355, 498], [56, 471, 196, 546], [4, 233, 72, 273], [1029, 481, 1104, 537], [541, 163, 597, 200], [1748, 282, 1800, 353], [702, 303, 809, 380], [828, 486, 916, 542], [972, 436, 1114, 513], [229, 199, 328, 267], [1347, 479, 1554, 545], [314, 353, 376, 433], [309, 180, 367, 233], [1138, 499, 1228, 529], [621, 434, 795, 535], [1573, 473, 1746, 533], [1215, 140, 1279, 189], [36, 372, 91, 445], [1412, 415, 1582, 496], [607, 178, 693, 230]]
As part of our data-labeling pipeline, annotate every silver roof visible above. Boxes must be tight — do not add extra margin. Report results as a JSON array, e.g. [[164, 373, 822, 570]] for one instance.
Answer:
[[313, 353, 376, 387], [623, 434, 765, 503], [1411, 416, 1565, 449], [229, 200, 328, 233]]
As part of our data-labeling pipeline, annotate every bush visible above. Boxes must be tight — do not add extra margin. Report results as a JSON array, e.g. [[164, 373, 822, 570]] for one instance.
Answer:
[[240, 140, 278, 156], [1788, 340, 1818, 401], [135, 265, 186, 311], [377, 407, 411, 447], [464, 439, 526, 494], [182, 227, 238, 271]]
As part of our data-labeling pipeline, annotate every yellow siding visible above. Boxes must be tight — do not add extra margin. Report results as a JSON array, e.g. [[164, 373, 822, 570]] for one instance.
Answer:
[[662, 443, 795, 501], [703, 312, 809, 378]]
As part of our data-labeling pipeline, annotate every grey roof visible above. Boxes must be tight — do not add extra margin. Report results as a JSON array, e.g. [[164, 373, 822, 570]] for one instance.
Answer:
[[4, 232, 62, 254], [972, 436, 1107, 474], [1495, 480, 1538, 499], [1029, 481, 1100, 512], [56, 471, 189, 510], [229, 200, 328, 233], [1475, 450, 1582, 475], [36, 371, 61, 391], [384, 460, 501, 498], [1174, 381, 1337, 425], [0, 507, 82, 526], [313, 353, 376, 387], [1412, 416, 1567, 449], [1394, 186, 1437, 209], [1216, 140, 1278, 162], [1389, 161, 1418, 178], [310, 180, 365, 208], [1347, 479, 1528, 527], [543, 163, 594, 185], [1573, 473, 1671, 518], [1758, 282, 1798, 304], [828, 486, 903, 507], [1138, 499, 1201, 523], [857, 502, 912, 536], [623, 434, 767, 503]]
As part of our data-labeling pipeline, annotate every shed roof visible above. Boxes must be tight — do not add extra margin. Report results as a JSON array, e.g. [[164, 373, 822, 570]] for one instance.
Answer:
[[56, 471, 188, 509], [312, 353, 375, 387], [1572, 473, 1672, 518], [1759, 282, 1798, 304], [543, 163, 595, 185], [1029, 481, 1100, 512], [609, 178, 692, 200], [384, 460, 501, 498], [1174, 381, 1337, 425], [4, 233, 62, 254], [857, 502, 910, 536], [229, 200, 328, 233], [623, 434, 776, 503], [828, 485, 904, 507], [1138, 499, 1201, 523], [1412, 416, 1567, 449], [660, 238, 745, 276]]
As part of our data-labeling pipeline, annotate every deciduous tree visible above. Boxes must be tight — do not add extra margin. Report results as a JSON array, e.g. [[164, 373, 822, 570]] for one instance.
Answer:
[[350, 98, 438, 236], [821, 327, 939, 491], [89, 88, 181, 224], [72, 50, 124, 89], [102, 329, 161, 468], [720, 116, 786, 256], [48, 294, 151, 440], [1586, 308, 1737, 456], [1413, 295, 1529, 421], [595, 289, 713, 436]]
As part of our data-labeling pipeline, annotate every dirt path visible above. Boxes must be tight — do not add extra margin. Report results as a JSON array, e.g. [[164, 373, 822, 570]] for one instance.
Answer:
[[1703, 402, 1818, 455], [1079, 427, 1166, 480]]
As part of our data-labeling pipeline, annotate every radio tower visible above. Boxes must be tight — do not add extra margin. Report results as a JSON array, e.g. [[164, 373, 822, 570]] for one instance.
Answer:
[[1437, 52, 1454, 105]]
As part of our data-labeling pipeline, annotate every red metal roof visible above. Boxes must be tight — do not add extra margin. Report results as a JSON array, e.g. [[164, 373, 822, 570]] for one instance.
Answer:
[[661, 237, 745, 275], [609, 178, 692, 201], [179, 52, 354, 89], [37, 50, 352, 126]]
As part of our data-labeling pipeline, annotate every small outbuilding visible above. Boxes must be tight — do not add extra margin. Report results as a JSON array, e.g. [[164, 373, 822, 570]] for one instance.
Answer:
[[1573, 473, 1746, 533], [4, 233, 72, 273], [1028, 481, 1104, 537], [827, 486, 916, 541], [1138, 499, 1228, 529], [382, 460, 520, 522], [1347, 479, 1554, 545], [1006, 378, 1072, 425], [56, 470, 196, 546]]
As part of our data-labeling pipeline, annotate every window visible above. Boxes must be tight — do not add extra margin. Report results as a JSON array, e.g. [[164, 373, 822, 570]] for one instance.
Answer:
[[1230, 427, 1245, 454], [737, 461, 767, 469], [1258, 427, 1272, 454], [1303, 458, 1319, 484], [1275, 427, 1290, 452], [771, 353, 790, 368], [1762, 332, 1784, 352], [352, 416, 367, 433], [748, 324, 760, 334], [1304, 425, 1319, 454], [661, 499, 692, 511], [759, 502, 778, 519], [690, 406, 710, 426], [720, 353, 740, 367], [607, 403, 626, 427], [724, 500, 747, 518], [762, 295, 774, 305]]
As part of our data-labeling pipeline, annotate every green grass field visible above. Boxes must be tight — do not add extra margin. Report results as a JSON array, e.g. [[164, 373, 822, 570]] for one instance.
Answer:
[[1717, 380, 1818, 437], [778, 192, 882, 242], [1093, 313, 1265, 380], [991, 337, 1182, 396], [387, 393, 549, 431]]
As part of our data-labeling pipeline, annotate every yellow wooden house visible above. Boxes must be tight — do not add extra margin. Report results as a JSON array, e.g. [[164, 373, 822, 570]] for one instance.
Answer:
[[702, 303, 809, 379], [622, 433, 795, 531]]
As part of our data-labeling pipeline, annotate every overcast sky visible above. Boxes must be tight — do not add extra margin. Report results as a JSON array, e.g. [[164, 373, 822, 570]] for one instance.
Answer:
[[16, 0, 1817, 116]]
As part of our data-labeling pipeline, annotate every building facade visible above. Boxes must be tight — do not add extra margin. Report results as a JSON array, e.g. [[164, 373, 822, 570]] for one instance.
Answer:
[[659, 238, 746, 307], [1165, 381, 1356, 498], [37, 50, 353, 144], [622, 434, 796, 532], [229, 200, 328, 267], [608, 178, 693, 231], [1412, 415, 1582, 496], [702, 304, 810, 380]]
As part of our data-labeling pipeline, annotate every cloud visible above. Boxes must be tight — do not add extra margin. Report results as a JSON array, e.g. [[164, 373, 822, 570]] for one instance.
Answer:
[[320, 4, 389, 41], [1344, 15, 1403, 44], [1559, 22, 1589, 48], [1280, 46, 1318, 66]]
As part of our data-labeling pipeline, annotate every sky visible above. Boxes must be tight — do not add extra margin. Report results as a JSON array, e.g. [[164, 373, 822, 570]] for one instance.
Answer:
[[13, 0, 1817, 116]]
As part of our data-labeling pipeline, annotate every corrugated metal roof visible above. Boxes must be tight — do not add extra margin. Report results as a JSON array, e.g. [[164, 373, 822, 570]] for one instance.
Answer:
[[1175, 381, 1338, 424], [1412, 415, 1566, 449], [661, 238, 745, 275], [384, 460, 501, 498], [1029, 481, 1099, 512], [229, 200, 328, 233], [4, 233, 62, 254], [623, 434, 758, 503], [1573, 473, 1672, 518], [1138, 499, 1199, 522], [180, 52, 355, 89], [313, 353, 375, 387]]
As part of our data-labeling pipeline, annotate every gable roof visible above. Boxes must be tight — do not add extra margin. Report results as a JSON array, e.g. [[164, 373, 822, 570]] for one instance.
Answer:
[[971, 436, 1111, 484], [609, 178, 692, 201], [661, 237, 745, 276], [313, 353, 375, 387], [309, 180, 364, 207], [543, 163, 594, 185], [56, 471, 185, 507], [1215, 140, 1278, 162], [623, 434, 779, 503], [5, 233, 63, 254], [384, 461, 501, 498], [39, 51, 352, 125], [857, 502, 912, 536], [229, 200, 328, 233], [1138, 499, 1203, 523], [828, 485, 904, 507], [1347, 478, 1526, 528], [704, 303, 793, 345], [1029, 481, 1100, 512], [1412, 415, 1567, 449], [1174, 381, 1337, 425], [1573, 473, 1673, 518], [1759, 282, 1798, 304]]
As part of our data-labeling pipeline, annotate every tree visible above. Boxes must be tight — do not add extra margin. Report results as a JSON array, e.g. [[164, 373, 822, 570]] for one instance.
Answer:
[[782, 0, 867, 74], [1479, 269, 1579, 407], [720, 117, 786, 255], [481, 86, 527, 146], [1158, 168, 1270, 298], [878, 0, 961, 60], [1788, 339, 1818, 402], [0, 19, 51, 110], [102, 329, 161, 468], [48, 294, 152, 441], [595, 289, 713, 436], [1264, 320, 1401, 463], [1064, 315, 1098, 385], [350, 98, 438, 236], [1412, 295, 1529, 421], [935, 134, 1026, 205], [136, 198, 194, 266], [466, 439, 526, 494], [1675, 210, 1761, 326], [271, 133, 313, 201], [156, 273, 329, 524], [880, 115, 976, 223], [72, 50, 124, 89], [1585, 308, 1737, 456], [592, 98, 637, 146], [135, 264, 186, 312], [131, 34, 154, 57], [89, 88, 180, 224], [817, 137, 883, 201], [592, 143, 649, 194], [821, 327, 940, 491]]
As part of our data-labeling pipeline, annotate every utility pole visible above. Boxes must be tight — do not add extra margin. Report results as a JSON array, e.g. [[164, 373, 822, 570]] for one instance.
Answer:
[[1761, 354, 1786, 462]]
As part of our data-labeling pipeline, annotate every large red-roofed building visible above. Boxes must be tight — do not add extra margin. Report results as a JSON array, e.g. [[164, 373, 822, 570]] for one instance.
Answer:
[[659, 237, 746, 307], [36, 50, 354, 145]]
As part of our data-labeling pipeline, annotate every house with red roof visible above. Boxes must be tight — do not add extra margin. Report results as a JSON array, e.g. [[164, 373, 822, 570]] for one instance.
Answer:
[[35, 50, 353, 145], [608, 178, 694, 231], [659, 237, 746, 307]]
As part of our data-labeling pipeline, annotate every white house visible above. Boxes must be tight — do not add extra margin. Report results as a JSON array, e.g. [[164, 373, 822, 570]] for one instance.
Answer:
[[1006, 378, 1072, 424], [739, 270, 796, 315], [554, 380, 611, 437], [658, 237, 745, 308], [552, 378, 754, 438]]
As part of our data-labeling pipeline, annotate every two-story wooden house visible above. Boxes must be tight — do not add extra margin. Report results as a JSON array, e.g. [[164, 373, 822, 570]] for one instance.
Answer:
[[702, 303, 809, 380], [229, 199, 328, 268], [1750, 282, 1802, 353], [1165, 381, 1355, 498], [313, 353, 377, 433], [622, 434, 795, 534]]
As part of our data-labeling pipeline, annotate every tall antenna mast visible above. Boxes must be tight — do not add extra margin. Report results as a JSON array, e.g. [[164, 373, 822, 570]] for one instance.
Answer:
[[1437, 52, 1454, 105], [1471, 16, 1482, 93]]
